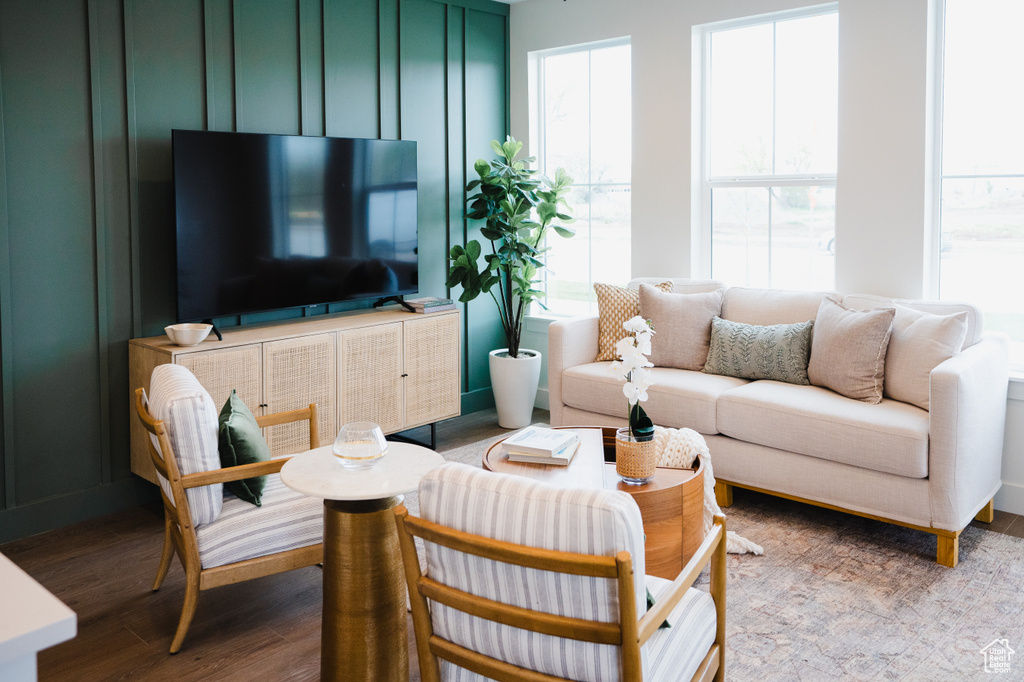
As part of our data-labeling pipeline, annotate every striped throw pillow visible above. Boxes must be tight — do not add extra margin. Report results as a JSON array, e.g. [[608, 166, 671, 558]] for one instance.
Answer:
[[148, 364, 223, 526]]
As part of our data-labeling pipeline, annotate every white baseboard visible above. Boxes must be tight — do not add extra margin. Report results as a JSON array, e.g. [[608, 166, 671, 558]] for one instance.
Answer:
[[994, 481, 1024, 516], [535, 387, 550, 411]]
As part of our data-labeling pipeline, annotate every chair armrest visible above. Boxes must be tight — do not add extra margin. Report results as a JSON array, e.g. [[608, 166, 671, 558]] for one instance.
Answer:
[[181, 458, 289, 489], [638, 515, 726, 644], [928, 334, 1009, 530], [548, 314, 600, 426]]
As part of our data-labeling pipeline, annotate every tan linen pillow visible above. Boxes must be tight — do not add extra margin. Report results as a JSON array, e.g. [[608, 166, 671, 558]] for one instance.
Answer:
[[638, 284, 725, 370], [807, 295, 896, 404], [884, 305, 968, 410], [594, 281, 673, 361]]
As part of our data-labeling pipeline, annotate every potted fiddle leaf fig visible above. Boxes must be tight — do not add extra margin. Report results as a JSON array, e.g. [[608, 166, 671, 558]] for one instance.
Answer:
[[447, 136, 575, 428]]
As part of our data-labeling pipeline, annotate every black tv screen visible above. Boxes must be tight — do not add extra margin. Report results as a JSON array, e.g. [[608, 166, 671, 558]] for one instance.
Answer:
[[172, 129, 418, 321]]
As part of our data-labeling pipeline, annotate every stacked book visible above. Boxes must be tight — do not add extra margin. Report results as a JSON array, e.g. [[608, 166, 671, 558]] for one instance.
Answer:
[[502, 426, 580, 466], [405, 297, 457, 313]]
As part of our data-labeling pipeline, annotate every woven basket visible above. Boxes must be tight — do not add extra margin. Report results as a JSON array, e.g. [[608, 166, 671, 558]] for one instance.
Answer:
[[615, 427, 656, 483]]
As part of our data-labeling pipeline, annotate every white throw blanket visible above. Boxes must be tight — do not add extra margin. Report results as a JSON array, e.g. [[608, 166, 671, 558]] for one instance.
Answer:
[[653, 426, 763, 555]]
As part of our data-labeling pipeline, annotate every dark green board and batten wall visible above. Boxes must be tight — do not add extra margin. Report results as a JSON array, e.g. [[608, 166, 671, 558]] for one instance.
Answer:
[[0, 0, 510, 543]]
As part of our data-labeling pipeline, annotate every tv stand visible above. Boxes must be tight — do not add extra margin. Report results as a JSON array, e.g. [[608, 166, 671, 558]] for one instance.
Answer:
[[201, 319, 223, 341], [373, 296, 414, 312], [128, 308, 461, 483]]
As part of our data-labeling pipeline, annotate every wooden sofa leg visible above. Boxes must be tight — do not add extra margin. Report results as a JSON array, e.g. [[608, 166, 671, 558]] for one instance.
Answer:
[[974, 499, 995, 524], [715, 482, 733, 508], [937, 531, 959, 568]]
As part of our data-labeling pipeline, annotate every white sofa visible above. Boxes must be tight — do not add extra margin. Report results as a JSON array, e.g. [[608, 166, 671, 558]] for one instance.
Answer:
[[548, 278, 1010, 567]]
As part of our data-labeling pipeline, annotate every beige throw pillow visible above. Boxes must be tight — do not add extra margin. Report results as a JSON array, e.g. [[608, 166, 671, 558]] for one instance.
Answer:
[[638, 284, 725, 370], [807, 295, 895, 404], [884, 305, 968, 410], [594, 281, 673, 361]]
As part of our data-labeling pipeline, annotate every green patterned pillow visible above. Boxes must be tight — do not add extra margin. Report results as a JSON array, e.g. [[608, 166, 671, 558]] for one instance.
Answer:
[[703, 316, 814, 385]]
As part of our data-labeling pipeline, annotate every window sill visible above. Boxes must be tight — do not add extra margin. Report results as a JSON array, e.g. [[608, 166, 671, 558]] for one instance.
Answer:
[[1009, 372, 1024, 401]]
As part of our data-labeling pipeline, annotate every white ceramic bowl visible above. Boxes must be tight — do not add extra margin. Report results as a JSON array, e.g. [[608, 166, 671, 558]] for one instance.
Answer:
[[165, 323, 213, 347]]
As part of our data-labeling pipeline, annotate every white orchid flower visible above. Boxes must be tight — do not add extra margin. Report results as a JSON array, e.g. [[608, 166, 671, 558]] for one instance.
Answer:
[[631, 367, 652, 389], [613, 317, 655, 412], [635, 332, 653, 356], [622, 316, 652, 335], [622, 380, 649, 405]]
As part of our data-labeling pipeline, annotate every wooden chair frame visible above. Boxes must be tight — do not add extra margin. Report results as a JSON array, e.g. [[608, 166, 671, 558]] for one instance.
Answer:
[[395, 504, 727, 682], [134, 387, 324, 653]]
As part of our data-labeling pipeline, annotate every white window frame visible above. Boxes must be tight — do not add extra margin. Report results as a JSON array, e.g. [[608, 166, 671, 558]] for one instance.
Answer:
[[930, 0, 1024, 372], [694, 4, 838, 282], [528, 37, 632, 318]]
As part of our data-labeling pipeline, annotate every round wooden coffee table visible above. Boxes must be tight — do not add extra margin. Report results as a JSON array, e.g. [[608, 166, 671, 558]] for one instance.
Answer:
[[483, 426, 705, 579]]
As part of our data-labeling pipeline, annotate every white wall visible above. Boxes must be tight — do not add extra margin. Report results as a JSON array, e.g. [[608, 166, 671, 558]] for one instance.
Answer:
[[509, 0, 1024, 515]]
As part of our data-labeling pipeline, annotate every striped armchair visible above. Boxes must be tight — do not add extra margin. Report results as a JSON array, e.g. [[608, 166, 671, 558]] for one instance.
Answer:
[[396, 463, 727, 682], [136, 364, 324, 653]]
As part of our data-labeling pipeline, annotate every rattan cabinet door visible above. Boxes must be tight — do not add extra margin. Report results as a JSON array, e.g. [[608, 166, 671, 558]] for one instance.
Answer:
[[177, 344, 262, 415], [338, 322, 404, 434], [263, 333, 337, 456], [404, 314, 460, 427]]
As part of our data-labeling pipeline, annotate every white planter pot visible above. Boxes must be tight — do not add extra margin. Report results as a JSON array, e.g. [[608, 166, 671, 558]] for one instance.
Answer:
[[489, 348, 542, 429]]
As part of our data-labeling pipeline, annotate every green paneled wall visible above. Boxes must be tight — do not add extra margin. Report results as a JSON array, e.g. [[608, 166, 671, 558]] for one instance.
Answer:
[[0, 0, 509, 543]]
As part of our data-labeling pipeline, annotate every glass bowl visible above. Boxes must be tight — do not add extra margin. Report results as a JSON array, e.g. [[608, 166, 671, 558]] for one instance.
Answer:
[[332, 422, 388, 470]]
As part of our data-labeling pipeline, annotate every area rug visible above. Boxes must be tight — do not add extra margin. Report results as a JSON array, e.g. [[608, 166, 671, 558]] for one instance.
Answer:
[[411, 433, 1024, 681]]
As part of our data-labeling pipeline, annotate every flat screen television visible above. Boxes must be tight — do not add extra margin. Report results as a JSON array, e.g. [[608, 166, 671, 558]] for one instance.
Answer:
[[172, 129, 418, 322]]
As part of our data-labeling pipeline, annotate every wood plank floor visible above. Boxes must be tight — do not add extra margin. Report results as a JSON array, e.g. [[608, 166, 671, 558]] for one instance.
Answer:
[[0, 408, 535, 682]]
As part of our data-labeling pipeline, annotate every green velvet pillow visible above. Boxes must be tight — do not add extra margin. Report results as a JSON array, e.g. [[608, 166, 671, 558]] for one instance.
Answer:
[[703, 316, 814, 385], [218, 390, 271, 506]]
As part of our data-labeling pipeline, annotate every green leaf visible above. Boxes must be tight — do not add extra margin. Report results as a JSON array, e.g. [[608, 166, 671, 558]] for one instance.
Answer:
[[479, 227, 504, 241], [465, 240, 482, 261], [553, 224, 576, 239], [537, 202, 557, 223], [489, 139, 505, 157], [500, 137, 523, 161], [474, 159, 490, 177]]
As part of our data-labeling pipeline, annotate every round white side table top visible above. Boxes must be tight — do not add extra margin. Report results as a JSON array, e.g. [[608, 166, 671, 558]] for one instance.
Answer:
[[280, 442, 445, 501]]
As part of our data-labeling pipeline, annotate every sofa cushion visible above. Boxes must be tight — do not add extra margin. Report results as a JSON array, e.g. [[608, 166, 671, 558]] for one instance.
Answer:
[[562, 363, 747, 434], [717, 381, 930, 478], [629, 277, 725, 294], [807, 296, 896, 404], [195, 462, 323, 568], [703, 316, 813, 385], [639, 284, 724, 370], [721, 287, 831, 326], [644, 575, 718, 682], [843, 293, 982, 349], [884, 305, 968, 410], [594, 281, 673, 361]]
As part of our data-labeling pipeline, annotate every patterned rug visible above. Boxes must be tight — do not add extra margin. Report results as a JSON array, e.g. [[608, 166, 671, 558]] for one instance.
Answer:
[[420, 433, 1024, 681]]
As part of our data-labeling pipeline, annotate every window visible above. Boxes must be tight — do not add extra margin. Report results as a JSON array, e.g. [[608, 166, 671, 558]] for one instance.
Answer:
[[938, 0, 1024, 367], [698, 9, 838, 290], [532, 40, 631, 316]]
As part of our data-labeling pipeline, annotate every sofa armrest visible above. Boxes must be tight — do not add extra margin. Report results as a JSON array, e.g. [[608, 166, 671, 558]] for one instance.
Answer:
[[547, 314, 600, 426], [928, 333, 1009, 530]]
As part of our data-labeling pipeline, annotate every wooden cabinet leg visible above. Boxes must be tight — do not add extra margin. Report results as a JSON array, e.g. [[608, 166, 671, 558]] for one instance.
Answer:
[[937, 532, 959, 568], [714, 481, 733, 508], [974, 499, 995, 524]]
